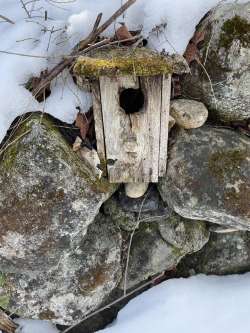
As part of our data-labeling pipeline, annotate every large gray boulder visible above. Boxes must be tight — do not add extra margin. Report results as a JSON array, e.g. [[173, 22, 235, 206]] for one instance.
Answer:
[[181, 2, 250, 121], [158, 127, 250, 230], [178, 230, 250, 275], [0, 114, 120, 325]]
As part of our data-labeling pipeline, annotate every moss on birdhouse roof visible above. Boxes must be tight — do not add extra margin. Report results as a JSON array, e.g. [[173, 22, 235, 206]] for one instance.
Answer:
[[74, 47, 189, 78]]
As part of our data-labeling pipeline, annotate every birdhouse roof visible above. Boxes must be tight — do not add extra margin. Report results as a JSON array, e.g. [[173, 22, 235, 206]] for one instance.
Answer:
[[73, 47, 189, 78]]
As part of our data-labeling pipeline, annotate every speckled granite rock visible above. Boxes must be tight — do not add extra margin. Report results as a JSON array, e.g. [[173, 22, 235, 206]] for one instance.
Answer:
[[158, 127, 250, 230], [0, 114, 119, 325], [181, 2, 250, 121], [178, 231, 250, 275]]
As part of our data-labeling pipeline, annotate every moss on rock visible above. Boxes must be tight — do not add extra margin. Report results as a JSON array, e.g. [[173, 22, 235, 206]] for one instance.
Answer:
[[208, 149, 247, 180], [219, 15, 250, 49]]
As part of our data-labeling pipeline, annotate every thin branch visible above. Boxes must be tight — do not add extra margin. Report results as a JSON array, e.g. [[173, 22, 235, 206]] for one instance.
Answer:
[[62, 271, 164, 333], [0, 50, 51, 59], [32, 0, 137, 99], [95, 0, 136, 37], [0, 130, 31, 156], [0, 14, 15, 24], [20, 0, 31, 18], [123, 188, 151, 295]]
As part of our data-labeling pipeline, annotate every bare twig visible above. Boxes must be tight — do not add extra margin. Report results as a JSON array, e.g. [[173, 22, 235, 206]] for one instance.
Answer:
[[0, 50, 52, 58], [0, 130, 31, 156], [197, 59, 217, 108], [62, 270, 164, 333], [0, 14, 15, 24], [32, 0, 136, 99], [124, 188, 151, 295], [20, 0, 31, 18], [0, 308, 18, 333]]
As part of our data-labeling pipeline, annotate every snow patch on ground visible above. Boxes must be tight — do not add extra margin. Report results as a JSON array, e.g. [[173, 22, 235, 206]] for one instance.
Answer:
[[14, 319, 59, 333], [0, 0, 248, 144], [98, 273, 250, 333]]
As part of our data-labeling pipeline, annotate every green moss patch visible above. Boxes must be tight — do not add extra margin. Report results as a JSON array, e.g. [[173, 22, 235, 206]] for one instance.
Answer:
[[74, 47, 187, 77], [208, 149, 247, 179], [219, 15, 250, 49]]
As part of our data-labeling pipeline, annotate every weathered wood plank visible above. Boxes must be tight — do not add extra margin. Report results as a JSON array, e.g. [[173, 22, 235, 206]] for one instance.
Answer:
[[91, 80, 106, 170], [100, 75, 149, 183], [159, 74, 171, 176], [99, 75, 164, 183], [140, 75, 162, 182]]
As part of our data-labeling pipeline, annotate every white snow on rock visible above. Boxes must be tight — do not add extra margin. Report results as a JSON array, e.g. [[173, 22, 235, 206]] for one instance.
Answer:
[[14, 319, 59, 333], [0, 0, 248, 144], [98, 273, 250, 333]]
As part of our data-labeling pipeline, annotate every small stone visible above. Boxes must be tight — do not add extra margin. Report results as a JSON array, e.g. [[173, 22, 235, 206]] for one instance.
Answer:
[[170, 99, 208, 129], [125, 183, 149, 198]]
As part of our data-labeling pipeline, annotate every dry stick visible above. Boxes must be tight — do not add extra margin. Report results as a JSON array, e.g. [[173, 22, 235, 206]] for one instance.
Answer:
[[32, 0, 136, 99], [197, 59, 218, 109], [123, 189, 151, 295], [0, 14, 15, 24], [62, 271, 164, 333], [0, 130, 31, 156], [20, 0, 31, 18], [0, 309, 18, 333]]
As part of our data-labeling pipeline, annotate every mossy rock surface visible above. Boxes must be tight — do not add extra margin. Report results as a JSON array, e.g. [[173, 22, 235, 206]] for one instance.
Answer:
[[158, 126, 250, 230], [181, 2, 250, 122], [0, 113, 119, 325], [74, 47, 188, 77]]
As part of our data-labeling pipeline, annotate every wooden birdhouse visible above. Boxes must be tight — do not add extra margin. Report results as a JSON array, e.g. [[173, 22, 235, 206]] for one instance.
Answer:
[[74, 47, 188, 187]]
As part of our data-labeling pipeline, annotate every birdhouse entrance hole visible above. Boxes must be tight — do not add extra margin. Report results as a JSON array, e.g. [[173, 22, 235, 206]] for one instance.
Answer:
[[119, 88, 144, 114]]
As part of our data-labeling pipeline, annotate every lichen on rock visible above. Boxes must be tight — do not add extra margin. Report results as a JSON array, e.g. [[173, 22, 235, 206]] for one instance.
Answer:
[[181, 2, 250, 121], [0, 113, 119, 325], [158, 126, 250, 230]]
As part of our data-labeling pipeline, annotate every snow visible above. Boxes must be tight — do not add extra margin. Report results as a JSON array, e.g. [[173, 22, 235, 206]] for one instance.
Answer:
[[98, 273, 250, 333], [0, 0, 248, 144], [14, 319, 59, 333], [11, 273, 250, 333]]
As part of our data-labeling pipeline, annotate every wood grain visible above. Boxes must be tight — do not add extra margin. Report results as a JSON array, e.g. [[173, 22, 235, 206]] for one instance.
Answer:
[[159, 74, 171, 176]]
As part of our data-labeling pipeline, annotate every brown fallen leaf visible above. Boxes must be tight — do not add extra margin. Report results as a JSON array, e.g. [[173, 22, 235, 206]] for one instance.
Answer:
[[75, 112, 90, 140], [183, 30, 205, 64], [116, 23, 134, 45]]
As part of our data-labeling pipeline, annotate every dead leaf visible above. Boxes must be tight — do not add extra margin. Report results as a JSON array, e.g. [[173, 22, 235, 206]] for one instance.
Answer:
[[183, 30, 206, 64], [75, 112, 90, 140], [116, 24, 134, 45]]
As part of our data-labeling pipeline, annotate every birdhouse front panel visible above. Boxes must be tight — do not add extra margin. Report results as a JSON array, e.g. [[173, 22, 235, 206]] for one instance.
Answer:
[[92, 74, 171, 183], [74, 46, 189, 184]]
